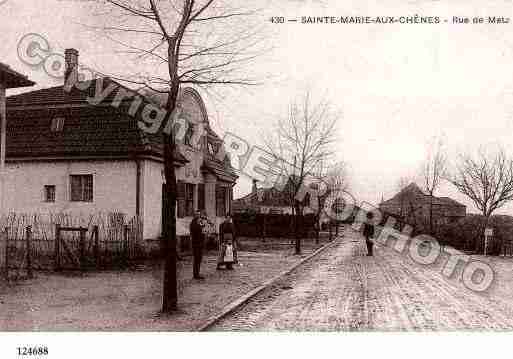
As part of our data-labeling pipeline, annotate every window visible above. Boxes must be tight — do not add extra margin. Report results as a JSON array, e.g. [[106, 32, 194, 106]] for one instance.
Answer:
[[303, 193, 310, 208], [198, 183, 205, 211], [207, 142, 217, 156], [228, 186, 233, 214], [216, 185, 227, 217], [70, 175, 93, 202], [185, 183, 195, 217], [51, 117, 65, 132], [184, 122, 194, 146], [44, 185, 55, 202], [177, 181, 186, 218]]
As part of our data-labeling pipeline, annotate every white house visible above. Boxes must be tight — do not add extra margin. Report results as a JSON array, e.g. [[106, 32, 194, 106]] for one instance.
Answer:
[[0, 62, 35, 212], [3, 49, 237, 240]]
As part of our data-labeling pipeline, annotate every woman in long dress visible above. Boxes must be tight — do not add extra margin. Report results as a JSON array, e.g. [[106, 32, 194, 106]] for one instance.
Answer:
[[217, 215, 238, 270]]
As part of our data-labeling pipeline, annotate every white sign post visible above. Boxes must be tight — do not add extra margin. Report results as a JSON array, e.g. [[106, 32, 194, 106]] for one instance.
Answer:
[[484, 227, 493, 255]]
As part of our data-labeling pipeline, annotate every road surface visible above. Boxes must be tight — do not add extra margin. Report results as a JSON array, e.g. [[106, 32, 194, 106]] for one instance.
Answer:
[[210, 226, 513, 331]]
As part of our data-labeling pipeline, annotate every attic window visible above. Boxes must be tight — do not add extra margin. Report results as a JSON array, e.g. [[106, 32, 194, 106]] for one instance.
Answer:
[[51, 117, 65, 132], [184, 122, 194, 146], [207, 142, 216, 155]]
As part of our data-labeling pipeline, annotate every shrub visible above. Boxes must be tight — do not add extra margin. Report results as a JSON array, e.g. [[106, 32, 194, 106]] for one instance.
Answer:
[[439, 214, 513, 255]]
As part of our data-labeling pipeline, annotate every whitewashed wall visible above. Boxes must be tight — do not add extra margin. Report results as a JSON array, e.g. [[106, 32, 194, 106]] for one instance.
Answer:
[[2, 160, 137, 218]]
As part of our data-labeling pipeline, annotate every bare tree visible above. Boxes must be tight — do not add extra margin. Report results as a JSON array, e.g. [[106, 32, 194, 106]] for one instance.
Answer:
[[264, 90, 339, 254], [395, 176, 410, 219], [319, 161, 349, 239], [93, 0, 267, 312], [449, 147, 513, 236], [421, 137, 447, 235]]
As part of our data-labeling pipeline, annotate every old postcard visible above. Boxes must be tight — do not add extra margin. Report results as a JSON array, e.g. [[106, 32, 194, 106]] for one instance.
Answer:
[[1, 0, 513, 358]]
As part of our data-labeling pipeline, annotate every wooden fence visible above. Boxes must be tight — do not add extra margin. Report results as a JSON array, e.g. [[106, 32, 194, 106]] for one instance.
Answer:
[[1, 213, 144, 279]]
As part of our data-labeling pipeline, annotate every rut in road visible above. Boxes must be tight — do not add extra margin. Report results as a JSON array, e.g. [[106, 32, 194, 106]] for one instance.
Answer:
[[209, 227, 513, 331]]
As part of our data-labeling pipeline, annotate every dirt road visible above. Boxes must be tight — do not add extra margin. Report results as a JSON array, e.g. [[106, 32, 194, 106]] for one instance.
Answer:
[[210, 227, 513, 331]]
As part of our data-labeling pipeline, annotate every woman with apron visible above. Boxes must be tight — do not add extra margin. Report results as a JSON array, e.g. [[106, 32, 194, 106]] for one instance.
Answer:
[[217, 215, 237, 270]]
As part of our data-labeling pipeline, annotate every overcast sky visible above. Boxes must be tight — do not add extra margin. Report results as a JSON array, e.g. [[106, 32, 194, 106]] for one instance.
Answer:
[[3, 0, 513, 214]]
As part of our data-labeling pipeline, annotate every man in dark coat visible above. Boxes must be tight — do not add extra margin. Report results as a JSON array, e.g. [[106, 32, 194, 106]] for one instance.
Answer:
[[363, 212, 375, 256], [190, 210, 205, 279]]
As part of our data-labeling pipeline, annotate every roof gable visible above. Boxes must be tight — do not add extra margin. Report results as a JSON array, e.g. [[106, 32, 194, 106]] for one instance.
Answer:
[[381, 182, 465, 208], [0, 62, 35, 89]]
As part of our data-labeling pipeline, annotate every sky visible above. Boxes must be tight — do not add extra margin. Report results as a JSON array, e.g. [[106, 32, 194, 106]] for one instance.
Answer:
[[2, 0, 513, 215]]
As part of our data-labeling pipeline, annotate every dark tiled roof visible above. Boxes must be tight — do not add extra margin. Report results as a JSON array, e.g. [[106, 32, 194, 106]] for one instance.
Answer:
[[5, 78, 188, 163], [6, 78, 118, 106], [0, 63, 35, 88], [434, 197, 466, 207], [201, 154, 238, 183]]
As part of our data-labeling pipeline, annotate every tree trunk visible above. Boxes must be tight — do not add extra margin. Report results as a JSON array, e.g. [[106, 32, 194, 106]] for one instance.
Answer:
[[482, 214, 490, 255], [315, 215, 320, 244], [162, 81, 179, 313], [294, 204, 301, 255], [429, 194, 433, 235], [162, 136, 178, 312]]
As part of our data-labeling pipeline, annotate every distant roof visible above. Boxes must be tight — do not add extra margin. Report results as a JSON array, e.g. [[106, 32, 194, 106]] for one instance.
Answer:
[[0, 63, 35, 89], [381, 182, 466, 208], [234, 176, 298, 208]]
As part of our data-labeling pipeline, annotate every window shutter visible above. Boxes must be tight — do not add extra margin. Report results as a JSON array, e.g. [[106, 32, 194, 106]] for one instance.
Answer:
[[84, 175, 93, 202], [198, 183, 205, 211], [70, 175, 81, 201], [185, 183, 195, 217], [229, 187, 233, 215], [216, 185, 226, 217], [177, 181, 186, 218]]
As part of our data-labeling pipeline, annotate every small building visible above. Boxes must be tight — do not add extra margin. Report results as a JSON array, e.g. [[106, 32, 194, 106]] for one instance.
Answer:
[[379, 182, 466, 230], [3, 49, 237, 240], [233, 178, 313, 215]]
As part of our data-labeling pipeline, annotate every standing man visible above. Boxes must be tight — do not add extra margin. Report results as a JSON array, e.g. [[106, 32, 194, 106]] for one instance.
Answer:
[[190, 211, 205, 279], [363, 212, 375, 256]]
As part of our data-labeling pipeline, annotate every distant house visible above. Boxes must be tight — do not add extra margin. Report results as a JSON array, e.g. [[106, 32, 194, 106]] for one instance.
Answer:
[[379, 182, 466, 230], [233, 177, 314, 215], [3, 49, 237, 239]]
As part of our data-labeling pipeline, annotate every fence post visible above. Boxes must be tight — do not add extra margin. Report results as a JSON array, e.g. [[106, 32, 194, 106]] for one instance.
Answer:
[[25, 226, 33, 279], [79, 228, 86, 272], [54, 224, 61, 271], [123, 224, 129, 266], [4, 227, 8, 281], [93, 225, 100, 269]]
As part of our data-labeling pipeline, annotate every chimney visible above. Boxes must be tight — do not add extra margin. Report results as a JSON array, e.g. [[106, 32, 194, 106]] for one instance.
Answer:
[[64, 48, 79, 83], [252, 179, 258, 194]]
